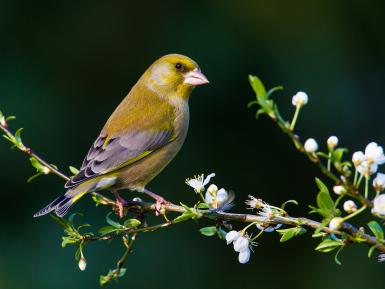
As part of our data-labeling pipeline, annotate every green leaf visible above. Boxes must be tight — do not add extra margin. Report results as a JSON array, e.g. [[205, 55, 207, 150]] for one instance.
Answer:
[[199, 226, 217, 237], [173, 212, 194, 223], [277, 227, 306, 242], [106, 212, 122, 228], [14, 128, 23, 145], [248, 75, 267, 99], [197, 202, 210, 209], [99, 226, 119, 236], [334, 245, 344, 265], [281, 199, 298, 210], [315, 178, 335, 217], [266, 86, 284, 98], [217, 227, 227, 240], [123, 219, 141, 228], [69, 166, 80, 175], [368, 221, 384, 240], [368, 244, 378, 258], [315, 239, 344, 252]]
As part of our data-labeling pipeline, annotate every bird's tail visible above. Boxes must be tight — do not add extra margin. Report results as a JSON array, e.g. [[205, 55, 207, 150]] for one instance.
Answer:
[[33, 183, 91, 218]]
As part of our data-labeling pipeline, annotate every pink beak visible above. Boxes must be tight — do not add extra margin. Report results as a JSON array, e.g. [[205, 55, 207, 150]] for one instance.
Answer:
[[183, 68, 209, 86]]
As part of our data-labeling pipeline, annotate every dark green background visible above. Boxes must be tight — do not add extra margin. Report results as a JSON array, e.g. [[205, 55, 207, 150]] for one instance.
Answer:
[[1, 0, 385, 288]]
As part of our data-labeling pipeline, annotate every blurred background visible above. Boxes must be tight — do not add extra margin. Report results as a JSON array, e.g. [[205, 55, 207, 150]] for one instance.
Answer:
[[1, 0, 385, 288]]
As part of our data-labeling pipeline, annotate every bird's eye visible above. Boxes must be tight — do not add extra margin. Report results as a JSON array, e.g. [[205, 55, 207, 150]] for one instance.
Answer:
[[175, 62, 183, 70]]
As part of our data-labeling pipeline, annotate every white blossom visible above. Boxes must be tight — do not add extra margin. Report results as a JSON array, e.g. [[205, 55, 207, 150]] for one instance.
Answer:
[[245, 195, 264, 210], [186, 173, 215, 194], [292, 91, 308, 108], [233, 236, 250, 252], [238, 248, 251, 264], [205, 186, 228, 209], [78, 257, 87, 271], [373, 173, 385, 193], [329, 217, 343, 230], [304, 138, 318, 153], [225, 230, 240, 245], [365, 142, 385, 165], [327, 136, 339, 149], [352, 151, 365, 167], [353, 143, 385, 176], [333, 185, 346, 195], [372, 194, 385, 216], [379, 254, 385, 262], [343, 200, 357, 213]]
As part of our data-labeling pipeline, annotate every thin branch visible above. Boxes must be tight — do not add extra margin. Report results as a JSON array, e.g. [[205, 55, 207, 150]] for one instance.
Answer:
[[1, 113, 384, 256]]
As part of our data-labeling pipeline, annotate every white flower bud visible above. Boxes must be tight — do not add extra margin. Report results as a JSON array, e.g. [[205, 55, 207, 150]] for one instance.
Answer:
[[352, 151, 365, 167], [233, 236, 249, 252], [78, 257, 87, 271], [207, 184, 218, 196], [304, 138, 318, 153], [327, 136, 339, 149], [225, 230, 240, 245], [292, 91, 308, 108], [373, 173, 385, 193], [333, 185, 346, 195], [329, 217, 344, 230], [132, 197, 143, 202], [343, 200, 357, 213], [372, 194, 385, 216], [238, 248, 251, 264]]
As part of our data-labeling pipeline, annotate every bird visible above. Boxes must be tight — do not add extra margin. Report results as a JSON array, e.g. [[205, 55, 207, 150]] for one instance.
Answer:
[[34, 54, 209, 218]]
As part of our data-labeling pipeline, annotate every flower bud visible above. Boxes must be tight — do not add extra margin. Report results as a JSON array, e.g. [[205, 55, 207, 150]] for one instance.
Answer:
[[233, 236, 249, 252], [78, 257, 87, 271], [352, 151, 365, 167], [207, 184, 218, 196], [373, 173, 385, 193], [372, 194, 385, 216], [238, 248, 251, 264], [343, 200, 357, 213], [132, 197, 143, 202], [292, 91, 308, 108], [225, 230, 240, 245], [327, 136, 339, 149], [333, 185, 346, 195], [304, 138, 318, 153], [329, 217, 344, 230]]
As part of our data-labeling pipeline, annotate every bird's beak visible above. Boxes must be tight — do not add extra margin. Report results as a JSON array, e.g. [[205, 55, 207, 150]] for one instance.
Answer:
[[183, 68, 209, 86]]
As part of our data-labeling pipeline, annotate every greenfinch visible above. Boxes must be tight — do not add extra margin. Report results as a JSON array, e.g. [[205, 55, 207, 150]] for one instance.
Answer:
[[34, 54, 209, 217]]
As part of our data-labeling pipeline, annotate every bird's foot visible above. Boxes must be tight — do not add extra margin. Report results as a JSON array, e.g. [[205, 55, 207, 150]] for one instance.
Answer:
[[143, 189, 168, 217], [113, 191, 127, 218]]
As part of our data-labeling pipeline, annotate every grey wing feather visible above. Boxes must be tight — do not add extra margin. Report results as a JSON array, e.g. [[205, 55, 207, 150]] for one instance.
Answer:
[[65, 130, 173, 188]]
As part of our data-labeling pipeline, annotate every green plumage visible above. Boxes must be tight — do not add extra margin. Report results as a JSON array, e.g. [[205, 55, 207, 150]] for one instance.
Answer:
[[34, 54, 208, 217]]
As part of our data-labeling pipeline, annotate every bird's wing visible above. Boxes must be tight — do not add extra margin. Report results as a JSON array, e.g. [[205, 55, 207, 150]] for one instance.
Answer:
[[65, 129, 174, 188], [65, 84, 176, 189]]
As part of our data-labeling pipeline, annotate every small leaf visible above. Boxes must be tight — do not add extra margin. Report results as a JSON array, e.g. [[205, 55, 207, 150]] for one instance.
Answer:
[[266, 85, 283, 98], [368, 221, 384, 240], [123, 219, 141, 228], [248, 75, 267, 99], [281, 199, 298, 210], [51, 215, 71, 230], [14, 128, 24, 145], [106, 212, 122, 228], [315, 178, 335, 217], [197, 202, 210, 209], [315, 239, 344, 252], [368, 244, 378, 258], [99, 226, 119, 236], [334, 245, 344, 265], [173, 212, 194, 223], [199, 226, 217, 237], [69, 166, 80, 175], [217, 227, 227, 240], [277, 227, 306, 242]]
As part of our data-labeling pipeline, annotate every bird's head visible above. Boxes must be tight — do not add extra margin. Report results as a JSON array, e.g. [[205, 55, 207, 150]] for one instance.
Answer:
[[143, 54, 209, 99]]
